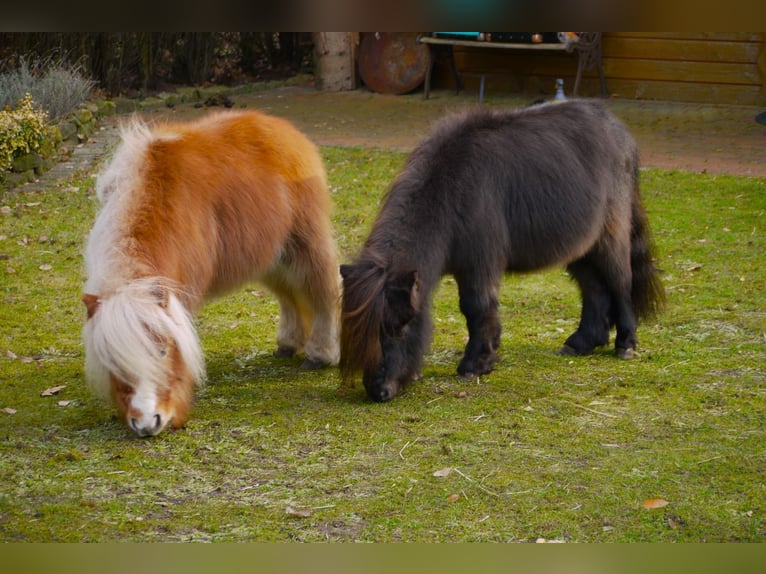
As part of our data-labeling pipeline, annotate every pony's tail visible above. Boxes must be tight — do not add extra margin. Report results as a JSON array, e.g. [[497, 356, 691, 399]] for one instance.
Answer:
[[629, 172, 666, 321]]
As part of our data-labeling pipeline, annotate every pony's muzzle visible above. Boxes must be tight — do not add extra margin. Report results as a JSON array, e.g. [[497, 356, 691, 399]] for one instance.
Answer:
[[364, 369, 401, 402], [130, 413, 165, 437]]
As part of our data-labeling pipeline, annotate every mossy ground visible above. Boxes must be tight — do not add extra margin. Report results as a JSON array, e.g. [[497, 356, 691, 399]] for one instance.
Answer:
[[0, 115, 764, 541]]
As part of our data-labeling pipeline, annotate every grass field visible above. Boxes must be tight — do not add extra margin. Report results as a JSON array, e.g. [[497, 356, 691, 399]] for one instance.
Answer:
[[0, 145, 764, 541]]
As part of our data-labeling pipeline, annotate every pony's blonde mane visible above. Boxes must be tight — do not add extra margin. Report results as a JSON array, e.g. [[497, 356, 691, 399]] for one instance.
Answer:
[[96, 119, 154, 203], [83, 278, 205, 399]]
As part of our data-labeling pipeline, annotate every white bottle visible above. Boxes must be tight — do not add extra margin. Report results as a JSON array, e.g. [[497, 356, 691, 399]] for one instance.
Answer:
[[554, 78, 566, 100]]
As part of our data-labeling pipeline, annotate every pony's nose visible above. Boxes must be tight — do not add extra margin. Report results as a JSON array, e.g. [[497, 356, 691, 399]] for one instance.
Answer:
[[368, 379, 399, 402], [130, 413, 163, 437], [373, 386, 393, 402]]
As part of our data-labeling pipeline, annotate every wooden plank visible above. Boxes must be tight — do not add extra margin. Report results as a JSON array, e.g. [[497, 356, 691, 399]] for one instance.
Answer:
[[594, 77, 766, 105], [607, 32, 763, 42], [603, 59, 762, 86], [603, 37, 761, 64], [760, 42, 766, 94]]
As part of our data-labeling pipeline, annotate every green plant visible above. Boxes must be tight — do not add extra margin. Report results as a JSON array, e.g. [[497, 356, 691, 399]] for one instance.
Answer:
[[0, 55, 95, 121], [0, 93, 48, 172]]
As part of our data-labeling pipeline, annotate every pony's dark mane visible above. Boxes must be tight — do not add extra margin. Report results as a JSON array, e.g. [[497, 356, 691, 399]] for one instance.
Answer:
[[339, 257, 387, 382]]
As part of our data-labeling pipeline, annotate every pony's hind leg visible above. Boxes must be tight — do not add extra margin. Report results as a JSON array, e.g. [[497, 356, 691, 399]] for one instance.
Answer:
[[563, 243, 638, 359], [561, 257, 613, 356], [284, 235, 341, 369], [600, 237, 638, 358], [265, 280, 308, 359], [456, 277, 502, 378], [301, 288, 340, 370]]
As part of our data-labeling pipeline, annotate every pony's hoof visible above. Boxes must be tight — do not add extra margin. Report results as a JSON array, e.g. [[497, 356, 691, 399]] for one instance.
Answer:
[[616, 347, 637, 360], [275, 346, 296, 358], [556, 344, 579, 356], [301, 357, 329, 370]]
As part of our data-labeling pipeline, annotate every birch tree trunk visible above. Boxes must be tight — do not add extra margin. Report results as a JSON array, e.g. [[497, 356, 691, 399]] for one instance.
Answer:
[[312, 33, 358, 91]]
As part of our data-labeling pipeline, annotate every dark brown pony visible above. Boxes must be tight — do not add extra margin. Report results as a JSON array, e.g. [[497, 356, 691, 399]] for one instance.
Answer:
[[340, 99, 664, 402]]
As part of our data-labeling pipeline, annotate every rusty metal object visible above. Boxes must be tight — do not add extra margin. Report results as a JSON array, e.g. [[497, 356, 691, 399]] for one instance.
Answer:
[[357, 33, 429, 95]]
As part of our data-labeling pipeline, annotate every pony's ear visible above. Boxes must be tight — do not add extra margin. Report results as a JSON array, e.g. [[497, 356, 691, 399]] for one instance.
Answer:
[[383, 270, 420, 333], [82, 293, 101, 320]]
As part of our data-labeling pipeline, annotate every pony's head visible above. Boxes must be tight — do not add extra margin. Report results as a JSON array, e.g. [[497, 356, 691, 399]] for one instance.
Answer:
[[340, 260, 426, 402], [82, 279, 205, 436]]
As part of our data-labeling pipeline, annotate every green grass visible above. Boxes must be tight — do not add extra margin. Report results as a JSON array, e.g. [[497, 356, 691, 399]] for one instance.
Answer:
[[0, 150, 764, 542]]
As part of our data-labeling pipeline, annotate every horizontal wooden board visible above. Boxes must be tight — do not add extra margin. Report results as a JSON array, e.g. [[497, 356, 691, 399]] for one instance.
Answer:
[[607, 32, 763, 42], [603, 59, 761, 86], [599, 78, 766, 105], [603, 37, 762, 63]]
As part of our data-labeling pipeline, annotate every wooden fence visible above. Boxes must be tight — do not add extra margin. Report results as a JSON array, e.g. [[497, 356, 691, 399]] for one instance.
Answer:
[[437, 32, 766, 105]]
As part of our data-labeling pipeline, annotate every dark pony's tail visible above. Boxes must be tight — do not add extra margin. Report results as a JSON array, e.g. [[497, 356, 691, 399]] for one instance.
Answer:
[[339, 260, 386, 387], [629, 168, 666, 320]]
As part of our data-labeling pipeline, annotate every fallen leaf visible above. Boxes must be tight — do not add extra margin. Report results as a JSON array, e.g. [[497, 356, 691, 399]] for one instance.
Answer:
[[285, 506, 312, 518], [455, 391, 468, 398], [447, 493, 460, 502], [641, 498, 669, 509], [39, 264, 52, 271], [6, 350, 17, 360], [41, 385, 66, 397], [433, 467, 453, 478], [58, 400, 74, 407], [2, 407, 16, 415], [19, 356, 34, 363]]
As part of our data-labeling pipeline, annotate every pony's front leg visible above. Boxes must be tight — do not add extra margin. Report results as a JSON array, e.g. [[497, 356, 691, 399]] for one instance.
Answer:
[[456, 281, 501, 378]]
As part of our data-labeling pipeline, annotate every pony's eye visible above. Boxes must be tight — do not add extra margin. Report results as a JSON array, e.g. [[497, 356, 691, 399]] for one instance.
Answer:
[[159, 346, 168, 358]]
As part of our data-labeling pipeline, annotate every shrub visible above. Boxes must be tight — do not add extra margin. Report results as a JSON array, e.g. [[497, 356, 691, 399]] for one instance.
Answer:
[[0, 93, 48, 172], [0, 55, 95, 121]]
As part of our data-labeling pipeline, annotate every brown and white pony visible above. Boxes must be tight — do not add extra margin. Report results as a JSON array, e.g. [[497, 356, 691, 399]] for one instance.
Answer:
[[83, 110, 340, 436]]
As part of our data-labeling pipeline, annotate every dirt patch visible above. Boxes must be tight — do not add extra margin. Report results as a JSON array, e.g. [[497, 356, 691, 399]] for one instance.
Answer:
[[117, 85, 766, 177]]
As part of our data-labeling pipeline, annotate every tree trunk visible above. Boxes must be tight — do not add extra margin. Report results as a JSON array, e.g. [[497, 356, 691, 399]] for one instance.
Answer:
[[312, 33, 357, 91]]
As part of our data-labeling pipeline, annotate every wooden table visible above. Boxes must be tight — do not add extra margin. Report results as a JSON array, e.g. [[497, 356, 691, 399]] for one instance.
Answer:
[[419, 33, 607, 101]]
